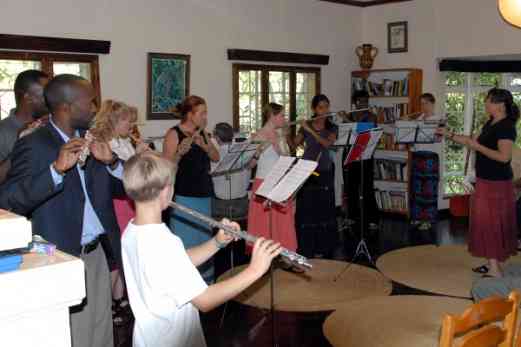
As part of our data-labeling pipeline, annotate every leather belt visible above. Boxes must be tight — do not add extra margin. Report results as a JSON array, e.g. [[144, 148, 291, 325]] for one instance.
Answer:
[[80, 237, 100, 255]]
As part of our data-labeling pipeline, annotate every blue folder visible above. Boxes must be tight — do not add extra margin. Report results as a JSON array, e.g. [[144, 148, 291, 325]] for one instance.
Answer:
[[355, 122, 376, 133], [0, 253, 23, 273]]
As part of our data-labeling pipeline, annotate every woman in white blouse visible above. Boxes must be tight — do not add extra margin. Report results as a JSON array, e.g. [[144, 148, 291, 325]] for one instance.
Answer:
[[94, 100, 149, 229], [93, 100, 149, 324]]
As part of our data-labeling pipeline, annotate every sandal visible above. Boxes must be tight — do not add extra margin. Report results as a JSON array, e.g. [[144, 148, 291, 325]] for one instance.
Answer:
[[472, 265, 489, 274], [481, 273, 502, 279], [112, 299, 131, 326]]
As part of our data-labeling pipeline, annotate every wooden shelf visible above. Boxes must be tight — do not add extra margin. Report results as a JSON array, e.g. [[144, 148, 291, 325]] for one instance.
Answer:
[[369, 95, 409, 99], [381, 209, 408, 215], [374, 179, 407, 183]]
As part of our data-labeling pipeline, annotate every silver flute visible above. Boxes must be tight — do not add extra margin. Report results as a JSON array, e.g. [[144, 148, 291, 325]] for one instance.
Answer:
[[168, 201, 312, 269]]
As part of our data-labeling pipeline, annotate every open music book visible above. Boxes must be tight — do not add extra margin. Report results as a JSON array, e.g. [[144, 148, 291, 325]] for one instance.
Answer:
[[255, 156, 318, 204], [211, 141, 259, 176]]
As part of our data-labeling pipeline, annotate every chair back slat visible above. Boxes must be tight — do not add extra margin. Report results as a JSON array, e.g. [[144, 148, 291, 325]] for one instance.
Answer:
[[454, 299, 514, 333], [439, 291, 520, 347], [459, 325, 505, 347]]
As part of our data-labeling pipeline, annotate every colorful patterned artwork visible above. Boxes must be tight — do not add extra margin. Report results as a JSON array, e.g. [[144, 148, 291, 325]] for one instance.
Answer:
[[147, 53, 190, 120]]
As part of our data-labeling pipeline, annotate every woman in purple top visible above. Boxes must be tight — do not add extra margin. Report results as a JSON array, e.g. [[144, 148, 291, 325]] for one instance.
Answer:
[[293, 94, 338, 258]]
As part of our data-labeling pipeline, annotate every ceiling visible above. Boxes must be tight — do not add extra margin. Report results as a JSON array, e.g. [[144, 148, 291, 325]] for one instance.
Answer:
[[319, 0, 413, 7]]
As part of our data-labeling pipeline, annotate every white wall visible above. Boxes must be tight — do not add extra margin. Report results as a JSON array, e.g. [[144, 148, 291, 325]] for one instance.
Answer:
[[0, 0, 362, 137]]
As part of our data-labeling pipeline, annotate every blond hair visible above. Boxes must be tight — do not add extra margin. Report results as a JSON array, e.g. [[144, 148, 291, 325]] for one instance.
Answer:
[[123, 152, 176, 202], [261, 102, 284, 126], [93, 99, 137, 142]]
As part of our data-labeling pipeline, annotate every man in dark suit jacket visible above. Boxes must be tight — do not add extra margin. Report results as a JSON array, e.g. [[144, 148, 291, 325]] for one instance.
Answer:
[[0, 74, 122, 347]]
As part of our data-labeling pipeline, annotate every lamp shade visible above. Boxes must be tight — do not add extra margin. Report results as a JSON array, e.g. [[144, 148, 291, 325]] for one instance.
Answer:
[[499, 0, 521, 28]]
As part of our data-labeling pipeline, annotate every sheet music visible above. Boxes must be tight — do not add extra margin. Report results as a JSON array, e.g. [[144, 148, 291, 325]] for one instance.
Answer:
[[334, 123, 356, 146], [416, 123, 439, 143], [361, 128, 383, 160], [394, 121, 418, 143], [211, 141, 258, 175], [266, 159, 318, 203], [255, 156, 295, 198]]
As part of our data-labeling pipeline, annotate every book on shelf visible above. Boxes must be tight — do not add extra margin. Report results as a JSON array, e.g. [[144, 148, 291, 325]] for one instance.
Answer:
[[374, 180, 408, 212], [352, 77, 409, 97], [372, 103, 409, 123], [374, 159, 408, 182], [375, 190, 408, 211]]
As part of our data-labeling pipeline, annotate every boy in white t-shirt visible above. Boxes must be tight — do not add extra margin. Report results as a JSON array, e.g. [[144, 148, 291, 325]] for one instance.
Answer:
[[121, 152, 281, 347]]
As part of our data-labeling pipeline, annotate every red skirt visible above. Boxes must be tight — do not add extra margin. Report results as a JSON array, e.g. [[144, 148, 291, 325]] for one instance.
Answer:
[[469, 178, 517, 262], [247, 179, 297, 252], [113, 197, 135, 235]]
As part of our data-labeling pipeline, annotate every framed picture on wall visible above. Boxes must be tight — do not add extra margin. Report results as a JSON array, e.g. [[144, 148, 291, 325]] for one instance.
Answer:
[[147, 52, 190, 120], [387, 21, 408, 53]]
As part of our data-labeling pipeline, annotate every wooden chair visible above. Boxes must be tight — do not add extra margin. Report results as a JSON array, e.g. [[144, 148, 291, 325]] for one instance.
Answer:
[[439, 291, 520, 347]]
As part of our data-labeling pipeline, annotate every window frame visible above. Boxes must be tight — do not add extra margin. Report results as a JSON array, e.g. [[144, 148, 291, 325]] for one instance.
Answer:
[[0, 50, 101, 105], [232, 63, 321, 132]]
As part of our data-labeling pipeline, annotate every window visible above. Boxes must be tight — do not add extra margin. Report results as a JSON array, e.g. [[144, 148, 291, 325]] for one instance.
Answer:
[[233, 64, 320, 135], [442, 72, 521, 195], [0, 52, 100, 120]]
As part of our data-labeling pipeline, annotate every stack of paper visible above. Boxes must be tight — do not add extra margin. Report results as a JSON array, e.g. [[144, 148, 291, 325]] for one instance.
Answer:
[[0, 210, 32, 252]]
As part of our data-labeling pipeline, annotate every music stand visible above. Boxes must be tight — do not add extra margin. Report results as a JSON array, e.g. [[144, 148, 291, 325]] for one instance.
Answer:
[[394, 120, 445, 145], [211, 140, 259, 179], [333, 124, 355, 236], [415, 122, 440, 144], [253, 156, 318, 347], [334, 128, 383, 281], [211, 140, 258, 329], [394, 121, 418, 144]]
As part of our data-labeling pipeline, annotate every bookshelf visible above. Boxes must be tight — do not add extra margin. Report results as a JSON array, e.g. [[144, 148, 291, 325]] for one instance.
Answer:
[[373, 150, 411, 216], [352, 68, 423, 118], [351, 68, 423, 217]]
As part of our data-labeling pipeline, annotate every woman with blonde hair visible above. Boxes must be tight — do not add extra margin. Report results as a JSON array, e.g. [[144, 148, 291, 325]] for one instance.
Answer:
[[247, 102, 297, 258], [93, 99, 149, 324], [94, 100, 149, 232], [94, 100, 149, 159]]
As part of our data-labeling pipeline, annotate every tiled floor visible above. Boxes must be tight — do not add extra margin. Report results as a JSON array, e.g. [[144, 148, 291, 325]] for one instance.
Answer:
[[114, 215, 470, 347]]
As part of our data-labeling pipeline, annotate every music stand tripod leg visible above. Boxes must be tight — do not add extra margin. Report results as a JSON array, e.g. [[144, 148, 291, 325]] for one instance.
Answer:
[[351, 158, 375, 265], [268, 201, 277, 347], [334, 155, 376, 281]]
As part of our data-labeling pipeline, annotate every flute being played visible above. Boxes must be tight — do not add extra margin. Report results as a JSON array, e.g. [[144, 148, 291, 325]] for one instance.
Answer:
[[78, 130, 95, 167], [284, 108, 370, 127], [168, 201, 313, 269]]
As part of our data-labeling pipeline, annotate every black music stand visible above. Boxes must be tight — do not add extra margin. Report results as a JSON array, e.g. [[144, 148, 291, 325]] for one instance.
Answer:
[[334, 128, 383, 281], [333, 123, 355, 235], [212, 140, 258, 329], [251, 156, 317, 347]]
